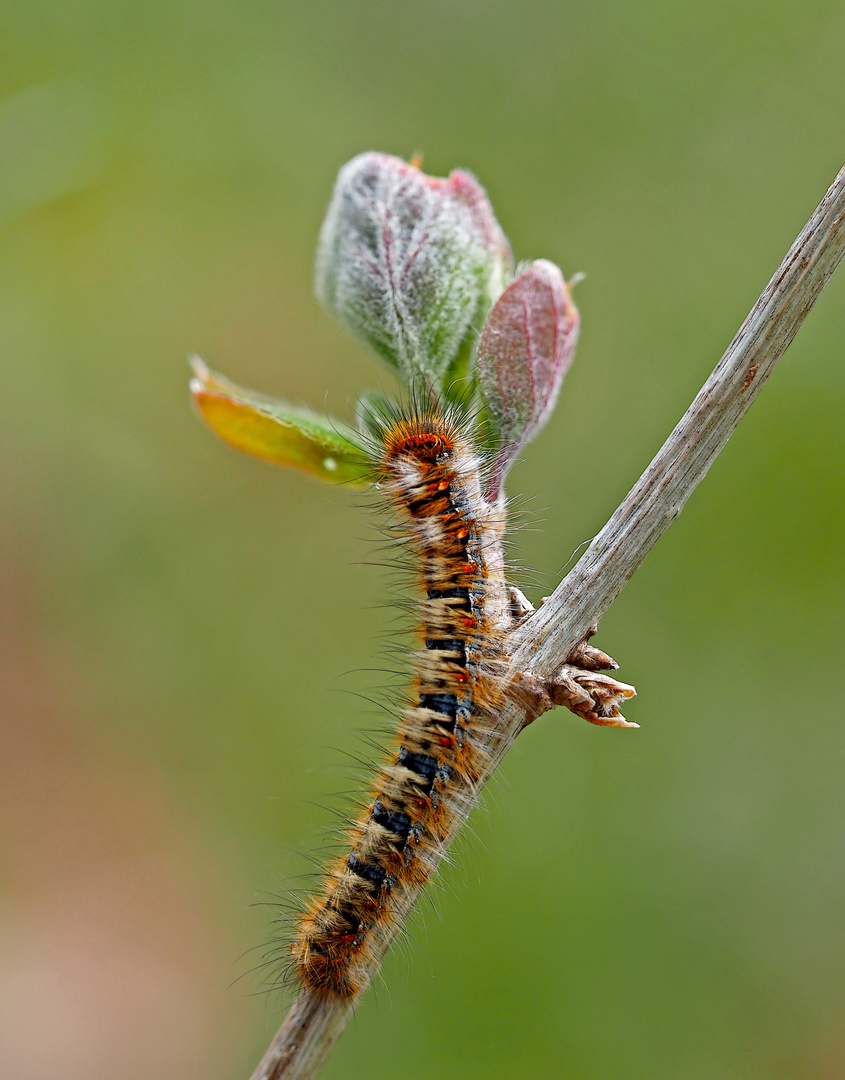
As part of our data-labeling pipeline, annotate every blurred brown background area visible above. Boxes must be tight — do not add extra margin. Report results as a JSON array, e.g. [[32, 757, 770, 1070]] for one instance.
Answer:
[[1, 3, 844, 1079]]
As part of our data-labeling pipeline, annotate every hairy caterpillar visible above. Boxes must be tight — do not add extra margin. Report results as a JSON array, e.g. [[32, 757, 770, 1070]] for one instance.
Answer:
[[291, 405, 511, 1001], [190, 155, 640, 1080]]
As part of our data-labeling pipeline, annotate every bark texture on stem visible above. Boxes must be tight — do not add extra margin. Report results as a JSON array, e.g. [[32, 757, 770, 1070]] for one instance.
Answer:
[[511, 163, 845, 676], [249, 994, 351, 1080], [248, 162, 845, 1080]]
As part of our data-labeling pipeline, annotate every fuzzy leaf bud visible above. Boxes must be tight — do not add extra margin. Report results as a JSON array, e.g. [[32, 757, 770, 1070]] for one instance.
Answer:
[[316, 152, 512, 389], [477, 259, 580, 498]]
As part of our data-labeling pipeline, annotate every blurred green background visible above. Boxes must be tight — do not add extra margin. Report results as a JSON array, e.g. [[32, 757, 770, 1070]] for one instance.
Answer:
[[2, 3, 844, 1078]]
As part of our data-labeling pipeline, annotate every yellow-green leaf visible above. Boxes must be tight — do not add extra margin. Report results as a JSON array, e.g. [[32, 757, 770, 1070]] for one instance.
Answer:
[[189, 357, 368, 488]]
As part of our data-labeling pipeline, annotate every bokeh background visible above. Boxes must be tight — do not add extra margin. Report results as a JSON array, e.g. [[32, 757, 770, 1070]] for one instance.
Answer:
[[2, 3, 844, 1078]]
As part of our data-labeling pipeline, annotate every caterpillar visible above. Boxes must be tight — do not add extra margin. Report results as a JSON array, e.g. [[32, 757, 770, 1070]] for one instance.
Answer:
[[291, 405, 511, 1001]]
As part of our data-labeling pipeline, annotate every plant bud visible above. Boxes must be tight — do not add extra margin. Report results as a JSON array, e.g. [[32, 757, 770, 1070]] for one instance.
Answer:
[[477, 259, 579, 498], [316, 152, 512, 389]]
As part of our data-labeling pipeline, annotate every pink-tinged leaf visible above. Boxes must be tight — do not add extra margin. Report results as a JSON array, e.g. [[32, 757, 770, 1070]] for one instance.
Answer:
[[477, 260, 580, 499], [189, 358, 367, 488]]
